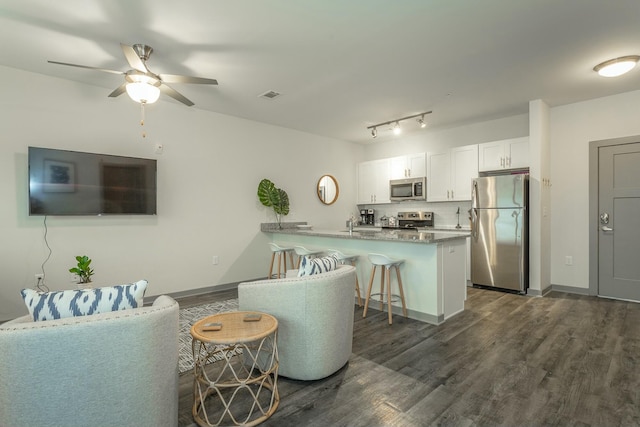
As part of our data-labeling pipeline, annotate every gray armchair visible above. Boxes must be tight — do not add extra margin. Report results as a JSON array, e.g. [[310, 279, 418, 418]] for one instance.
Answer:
[[238, 265, 356, 380], [0, 295, 179, 427]]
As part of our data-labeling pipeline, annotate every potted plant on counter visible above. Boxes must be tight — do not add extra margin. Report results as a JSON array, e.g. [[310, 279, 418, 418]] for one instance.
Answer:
[[257, 178, 290, 229]]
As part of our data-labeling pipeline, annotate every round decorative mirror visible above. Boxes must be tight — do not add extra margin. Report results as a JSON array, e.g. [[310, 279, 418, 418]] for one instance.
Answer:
[[317, 175, 339, 205]]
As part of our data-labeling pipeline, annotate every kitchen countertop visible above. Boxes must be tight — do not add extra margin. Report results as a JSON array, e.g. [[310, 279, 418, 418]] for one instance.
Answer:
[[263, 222, 469, 324], [262, 224, 469, 244]]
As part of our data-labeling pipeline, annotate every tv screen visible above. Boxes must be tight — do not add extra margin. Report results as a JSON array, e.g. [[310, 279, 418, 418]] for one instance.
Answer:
[[28, 147, 157, 216]]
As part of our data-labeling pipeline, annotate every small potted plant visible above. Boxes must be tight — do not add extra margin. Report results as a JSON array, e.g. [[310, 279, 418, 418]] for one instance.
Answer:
[[69, 255, 94, 288], [257, 178, 290, 229]]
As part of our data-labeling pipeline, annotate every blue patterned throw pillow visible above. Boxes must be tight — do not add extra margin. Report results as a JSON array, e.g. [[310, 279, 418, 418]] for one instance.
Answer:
[[298, 255, 338, 277], [20, 280, 148, 321]]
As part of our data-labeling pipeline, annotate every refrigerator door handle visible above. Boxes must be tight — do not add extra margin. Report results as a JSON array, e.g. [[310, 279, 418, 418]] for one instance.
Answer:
[[471, 208, 478, 239]]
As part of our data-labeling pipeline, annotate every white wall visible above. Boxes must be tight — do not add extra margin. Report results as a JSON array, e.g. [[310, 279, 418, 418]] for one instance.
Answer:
[[0, 66, 363, 321], [550, 89, 640, 290], [528, 99, 551, 293]]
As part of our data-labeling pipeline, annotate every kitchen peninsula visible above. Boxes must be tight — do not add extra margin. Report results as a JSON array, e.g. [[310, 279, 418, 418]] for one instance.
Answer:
[[262, 224, 469, 324]]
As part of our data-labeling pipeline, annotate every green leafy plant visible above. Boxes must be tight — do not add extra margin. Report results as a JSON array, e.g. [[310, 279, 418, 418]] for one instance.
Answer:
[[257, 178, 290, 228], [69, 255, 94, 284]]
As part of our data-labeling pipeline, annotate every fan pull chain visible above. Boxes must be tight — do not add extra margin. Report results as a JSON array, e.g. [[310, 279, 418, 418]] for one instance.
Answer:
[[140, 101, 147, 138]]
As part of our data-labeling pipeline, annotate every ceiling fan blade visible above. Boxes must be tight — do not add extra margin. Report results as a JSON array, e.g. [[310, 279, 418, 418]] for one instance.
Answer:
[[159, 84, 194, 106], [108, 83, 127, 98], [159, 74, 218, 85], [120, 43, 147, 73], [47, 60, 124, 75]]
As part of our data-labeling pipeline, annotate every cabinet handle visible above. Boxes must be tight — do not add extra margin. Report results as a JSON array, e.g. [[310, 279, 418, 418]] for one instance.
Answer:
[[507, 156, 511, 167], [500, 157, 504, 167], [451, 190, 454, 199], [447, 190, 450, 199]]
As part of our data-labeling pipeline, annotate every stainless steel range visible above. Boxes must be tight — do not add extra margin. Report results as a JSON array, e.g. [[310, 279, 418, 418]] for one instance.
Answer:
[[397, 211, 434, 229]]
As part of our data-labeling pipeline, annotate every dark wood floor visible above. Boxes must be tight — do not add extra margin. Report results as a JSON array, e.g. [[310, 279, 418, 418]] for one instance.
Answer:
[[177, 287, 640, 426]]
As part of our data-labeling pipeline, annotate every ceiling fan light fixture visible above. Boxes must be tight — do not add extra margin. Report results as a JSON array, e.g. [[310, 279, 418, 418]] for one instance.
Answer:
[[126, 82, 160, 104], [125, 74, 161, 104], [593, 55, 640, 77]]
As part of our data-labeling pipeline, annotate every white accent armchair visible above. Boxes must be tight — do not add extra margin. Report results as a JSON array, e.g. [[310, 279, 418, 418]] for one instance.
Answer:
[[238, 265, 356, 381], [0, 295, 179, 427]]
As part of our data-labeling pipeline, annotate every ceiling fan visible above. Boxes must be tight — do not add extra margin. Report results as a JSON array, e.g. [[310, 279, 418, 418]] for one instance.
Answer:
[[48, 43, 218, 106]]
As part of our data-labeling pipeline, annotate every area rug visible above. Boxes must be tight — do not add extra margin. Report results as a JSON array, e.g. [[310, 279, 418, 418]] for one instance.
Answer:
[[178, 298, 238, 374]]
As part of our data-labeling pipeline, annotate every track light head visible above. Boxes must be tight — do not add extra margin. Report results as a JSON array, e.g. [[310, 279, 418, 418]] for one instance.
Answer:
[[393, 121, 401, 135], [417, 115, 427, 128], [371, 127, 377, 138]]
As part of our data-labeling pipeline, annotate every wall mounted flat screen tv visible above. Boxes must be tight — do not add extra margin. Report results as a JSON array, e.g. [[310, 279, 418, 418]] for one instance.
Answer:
[[28, 147, 157, 216]]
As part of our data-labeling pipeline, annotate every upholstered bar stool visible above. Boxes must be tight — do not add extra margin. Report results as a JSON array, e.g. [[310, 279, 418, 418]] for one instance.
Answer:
[[268, 243, 295, 279], [293, 245, 324, 269], [363, 253, 408, 325], [327, 249, 362, 306]]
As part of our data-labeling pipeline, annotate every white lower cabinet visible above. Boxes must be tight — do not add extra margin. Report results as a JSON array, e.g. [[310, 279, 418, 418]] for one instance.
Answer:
[[427, 145, 478, 202]]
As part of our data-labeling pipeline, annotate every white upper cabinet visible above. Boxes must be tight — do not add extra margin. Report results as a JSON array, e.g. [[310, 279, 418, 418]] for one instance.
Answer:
[[388, 153, 426, 179], [427, 145, 478, 202], [478, 136, 529, 172], [357, 158, 390, 204]]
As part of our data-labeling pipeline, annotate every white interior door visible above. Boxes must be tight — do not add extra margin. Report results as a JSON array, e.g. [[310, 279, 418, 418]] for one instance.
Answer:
[[598, 142, 640, 300]]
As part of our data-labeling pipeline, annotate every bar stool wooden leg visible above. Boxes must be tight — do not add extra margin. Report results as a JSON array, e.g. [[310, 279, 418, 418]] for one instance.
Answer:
[[351, 260, 362, 306], [277, 252, 283, 279], [362, 265, 377, 318], [379, 266, 385, 311], [386, 266, 394, 324], [394, 265, 408, 317], [268, 252, 276, 279]]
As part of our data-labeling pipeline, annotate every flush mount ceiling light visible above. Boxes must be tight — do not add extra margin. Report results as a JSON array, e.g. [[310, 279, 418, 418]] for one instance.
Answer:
[[366, 111, 432, 138], [593, 55, 640, 77]]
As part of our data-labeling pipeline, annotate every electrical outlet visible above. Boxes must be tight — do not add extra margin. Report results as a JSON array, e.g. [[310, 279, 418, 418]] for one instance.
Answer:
[[34, 273, 44, 286], [212, 255, 219, 265], [565, 256, 573, 266]]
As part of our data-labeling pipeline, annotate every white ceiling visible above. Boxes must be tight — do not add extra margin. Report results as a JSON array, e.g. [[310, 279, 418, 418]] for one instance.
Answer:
[[1, 0, 639, 143]]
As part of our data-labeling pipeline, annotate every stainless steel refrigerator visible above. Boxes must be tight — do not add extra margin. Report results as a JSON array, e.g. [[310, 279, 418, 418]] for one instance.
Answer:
[[470, 174, 528, 293]]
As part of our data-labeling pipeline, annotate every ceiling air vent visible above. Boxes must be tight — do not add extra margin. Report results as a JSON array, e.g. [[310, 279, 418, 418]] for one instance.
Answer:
[[259, 90, 282, 100]]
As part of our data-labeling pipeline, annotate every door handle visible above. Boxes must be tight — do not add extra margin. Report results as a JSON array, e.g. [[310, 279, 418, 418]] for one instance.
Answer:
[[601, 226, 613, 232]]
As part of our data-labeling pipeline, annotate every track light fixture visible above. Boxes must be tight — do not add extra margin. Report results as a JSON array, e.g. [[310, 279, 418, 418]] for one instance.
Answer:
[[366, 111, 432, 138]]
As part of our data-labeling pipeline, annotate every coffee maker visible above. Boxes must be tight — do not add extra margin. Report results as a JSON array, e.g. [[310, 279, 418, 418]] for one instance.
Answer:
[[359, 209, 367, 225], [365, 209, 375, 225]]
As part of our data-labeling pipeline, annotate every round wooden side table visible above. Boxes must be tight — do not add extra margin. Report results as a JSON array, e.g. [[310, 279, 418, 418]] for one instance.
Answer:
[[190, 311, 279, 427]]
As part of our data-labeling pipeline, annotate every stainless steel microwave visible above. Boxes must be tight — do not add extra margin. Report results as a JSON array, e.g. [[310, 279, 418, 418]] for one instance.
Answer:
[[389, 177, 426, 201]]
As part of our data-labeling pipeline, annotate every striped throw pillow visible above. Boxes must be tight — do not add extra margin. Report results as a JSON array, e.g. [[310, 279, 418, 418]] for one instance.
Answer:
[[298, 255, 338, 277], [20, 280, 148, 322]]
